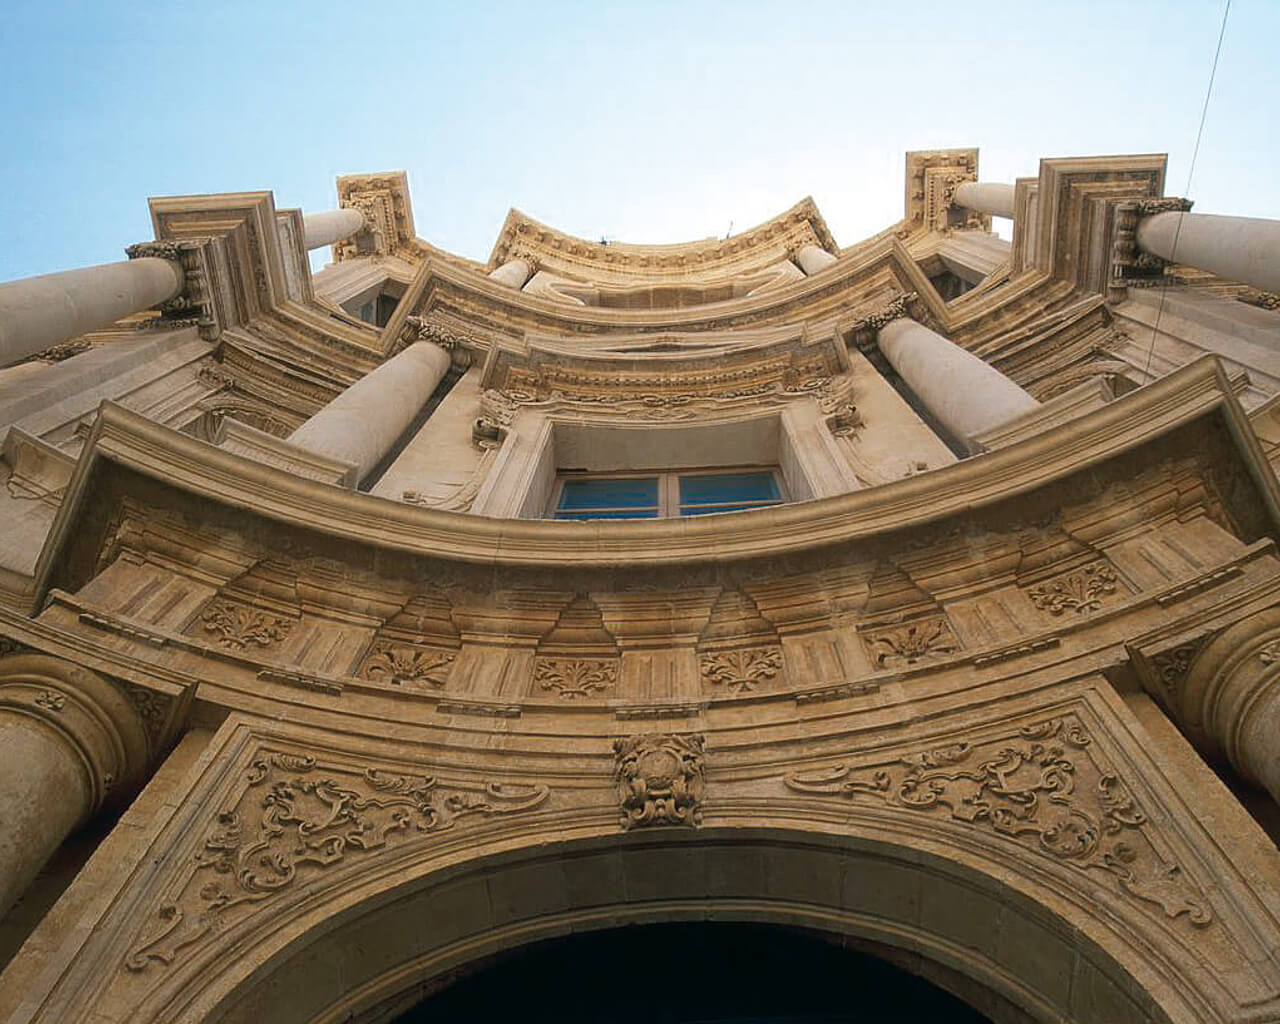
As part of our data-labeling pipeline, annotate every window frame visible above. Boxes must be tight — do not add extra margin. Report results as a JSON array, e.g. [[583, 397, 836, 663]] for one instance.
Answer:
[[549, 465, 786, 520]]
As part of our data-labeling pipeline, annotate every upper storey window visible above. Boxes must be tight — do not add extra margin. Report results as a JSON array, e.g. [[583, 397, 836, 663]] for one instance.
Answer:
[[552, 469, 784, 520]]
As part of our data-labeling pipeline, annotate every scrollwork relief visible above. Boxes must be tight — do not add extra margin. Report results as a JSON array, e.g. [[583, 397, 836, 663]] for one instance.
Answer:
[[784, 716, 1212, 929], [613, 733, 705, 829], [125, 750, 550, 972]]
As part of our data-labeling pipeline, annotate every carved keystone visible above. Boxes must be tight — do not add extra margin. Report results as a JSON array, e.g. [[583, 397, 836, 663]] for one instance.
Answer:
[[612, 733, 705, 830]]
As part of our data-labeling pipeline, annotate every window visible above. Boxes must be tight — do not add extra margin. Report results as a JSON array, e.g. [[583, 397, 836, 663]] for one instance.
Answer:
[[551, 468, 784, 520]]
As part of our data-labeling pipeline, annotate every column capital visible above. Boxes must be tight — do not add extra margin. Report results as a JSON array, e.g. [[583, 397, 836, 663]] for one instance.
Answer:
[[0, 654, 149, 818], [847, 291, 918, 350], [125, 238, 217, 337]]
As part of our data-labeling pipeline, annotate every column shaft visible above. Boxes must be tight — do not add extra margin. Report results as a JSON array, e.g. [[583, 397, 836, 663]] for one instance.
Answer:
[[951, 182, 1016, 220], [488, 258, 534, 288], [877, 318, 1038, 445], [0, 258, 183, 366], [0, 716, 90, 918], [794, 245, 838, 276], [287, 341, 452, 480], [1136, 212, 1280, 295], [302, 209, 367, 251]]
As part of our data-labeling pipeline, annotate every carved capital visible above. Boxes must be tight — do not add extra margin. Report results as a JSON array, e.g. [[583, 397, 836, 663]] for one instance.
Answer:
[[0, 654, 150, 815], [848, 292, 918, 349], [612, 733, 705, 829], [126, 238, 218, 337]]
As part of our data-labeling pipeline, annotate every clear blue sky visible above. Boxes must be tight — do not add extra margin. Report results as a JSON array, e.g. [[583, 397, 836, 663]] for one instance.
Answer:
[[0, 1, 1272, 282]]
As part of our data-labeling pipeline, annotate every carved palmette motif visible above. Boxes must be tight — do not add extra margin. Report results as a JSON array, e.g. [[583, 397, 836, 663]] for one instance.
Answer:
[[125, 751, 549, 972], [699, 646, 782, 693], [360, 641, 456, 688], [613, 733, 705, 829], [862, 615, 960, 669], [535, 657, 617, 699], [784, 716, 1212, 929], [1026, 560, 1120, 616], [200, 598, 294, 650]]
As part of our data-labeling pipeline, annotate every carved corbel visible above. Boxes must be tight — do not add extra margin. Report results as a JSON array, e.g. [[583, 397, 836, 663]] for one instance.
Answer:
[[125, 238, 218, 337]]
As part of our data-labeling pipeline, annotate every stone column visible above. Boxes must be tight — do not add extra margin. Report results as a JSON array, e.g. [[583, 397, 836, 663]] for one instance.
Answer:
[[1171, 608, 1280, 805], [302, 209, 367, 251], [287, 337, 453, 481], [951, 182, 1016, 220], [0, 654, 147, 920], [488, 257, 535, 289], [1136, 211, 1280, 295], [793, 244, 838, 276], [877, 316, 1038, 445], [0, 258, 184, 367]]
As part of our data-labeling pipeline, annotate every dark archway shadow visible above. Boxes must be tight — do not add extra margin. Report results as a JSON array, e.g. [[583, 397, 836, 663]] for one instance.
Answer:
[[393, 921, 996, 1024]]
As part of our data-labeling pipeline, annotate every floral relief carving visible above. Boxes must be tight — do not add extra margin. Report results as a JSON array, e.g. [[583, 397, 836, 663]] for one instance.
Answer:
[[699, 646, 783, 693], [125, 750, 550, 972], [784, 716, 1212, 929], [534, 658, 617, 699], [35, 690, 65, 712], [200, 599, 293, 651], [613, 733, 705, 830], [862, 616, 960, 669], [1027, 560, 1120, 616], [360, 642, 456, 689], [1258, 638, 1280, 665]]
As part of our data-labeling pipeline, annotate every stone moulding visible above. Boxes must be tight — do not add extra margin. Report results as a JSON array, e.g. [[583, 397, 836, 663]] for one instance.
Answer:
[[38, 356, 1261, 585]]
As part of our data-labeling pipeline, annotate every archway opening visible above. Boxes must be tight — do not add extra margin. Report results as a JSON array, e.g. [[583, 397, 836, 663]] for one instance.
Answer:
[[392, 921, 996, 1023]]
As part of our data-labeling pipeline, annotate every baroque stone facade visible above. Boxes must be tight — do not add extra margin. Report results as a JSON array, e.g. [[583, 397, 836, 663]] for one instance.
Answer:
[[1, 147, 1280, 1022]]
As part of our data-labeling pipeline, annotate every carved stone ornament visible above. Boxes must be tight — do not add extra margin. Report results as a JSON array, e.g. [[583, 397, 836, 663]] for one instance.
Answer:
[[613, 733, 705, 830], [1135, 197, 1195, 216], [699, 646, 783, 693], [784, 715, 1213, 929], [402, 314, 471, 352], [848, 292, 917, 349], [862, 615, 960, 669], [200, 598, 294, 651], [125, 238, 216, 335], [360, 641, 456, 689], [125, 750, 550, 972], [535, 657, 617, 699], [1027, 560, 1120, 616]]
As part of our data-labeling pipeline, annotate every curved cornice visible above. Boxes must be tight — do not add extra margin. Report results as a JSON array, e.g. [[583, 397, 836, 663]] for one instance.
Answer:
[[32, 357, 1279, 601], [485, 197, 839, 281]]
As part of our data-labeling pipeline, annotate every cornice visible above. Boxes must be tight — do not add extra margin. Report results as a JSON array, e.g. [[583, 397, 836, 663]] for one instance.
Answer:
[[31, 357, 1277, 599], [485, 197, 839, 280]]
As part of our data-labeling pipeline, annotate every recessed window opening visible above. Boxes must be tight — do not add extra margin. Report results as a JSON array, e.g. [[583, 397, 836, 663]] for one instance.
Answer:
[[551, 467, 785, 520]]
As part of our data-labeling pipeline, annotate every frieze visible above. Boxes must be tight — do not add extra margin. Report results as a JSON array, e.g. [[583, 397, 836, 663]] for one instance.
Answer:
[[784, 715, 1213, 929], [613, 733, 705, 829], [124, 750, 550, 972]]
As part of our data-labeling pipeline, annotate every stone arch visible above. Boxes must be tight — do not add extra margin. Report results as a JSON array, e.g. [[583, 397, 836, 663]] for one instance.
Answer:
[[161, 827, 1186, 1024]]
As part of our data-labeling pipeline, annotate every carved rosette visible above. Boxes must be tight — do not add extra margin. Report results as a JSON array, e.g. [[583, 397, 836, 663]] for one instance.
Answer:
[[784, 715, 1213, 929], [862, 615, 960, 670], [199, 598, 294, 651], [360, 642, 456, 689], [125, 750, 550, 972], [699, 646, 783, 693], [613, 733, 705, 830], [534, 657, 617, 699], [1026, 560, 1121, 616]]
